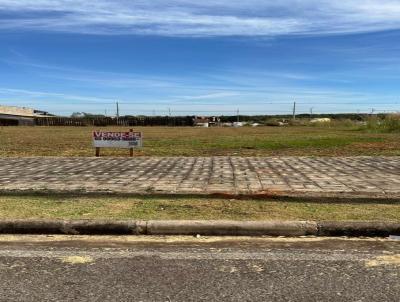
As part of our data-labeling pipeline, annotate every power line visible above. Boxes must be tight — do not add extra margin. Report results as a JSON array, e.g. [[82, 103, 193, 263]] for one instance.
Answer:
[[4, 100, 399, 106], [50, 108, 399, 113]]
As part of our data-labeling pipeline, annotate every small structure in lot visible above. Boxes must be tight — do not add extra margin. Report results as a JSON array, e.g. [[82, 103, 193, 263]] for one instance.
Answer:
[[193, 116, 209, 127], [222, 122, 233, 127], [233, 121, 245, 127], [209, 116, 221, 126], [310, 118, 331, 124], [0, 105, 52, 126], [193, 116, 221, 127]]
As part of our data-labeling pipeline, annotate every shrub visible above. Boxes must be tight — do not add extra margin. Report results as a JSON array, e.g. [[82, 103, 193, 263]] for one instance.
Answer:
[[382, 114, 400, 132], [365, 114, 400, 133]]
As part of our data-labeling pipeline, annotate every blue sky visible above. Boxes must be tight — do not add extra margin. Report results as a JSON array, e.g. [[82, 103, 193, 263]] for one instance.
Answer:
[[0, 0, 400, 116]]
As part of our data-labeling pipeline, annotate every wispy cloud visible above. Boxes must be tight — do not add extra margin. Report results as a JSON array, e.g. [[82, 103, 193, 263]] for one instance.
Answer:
[[1, 55, 397, 104], [1, 84, 398, 116], [1, 57, 189, 89], [1, 49, 399, 115], [0, 87, 114, 103], [0, 1, 400, 37], [1, 54, 317, 93], [179, 92, 240, 100]]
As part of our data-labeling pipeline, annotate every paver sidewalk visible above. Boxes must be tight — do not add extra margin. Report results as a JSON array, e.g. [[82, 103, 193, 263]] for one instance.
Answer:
[[0, 157, 399, 198]]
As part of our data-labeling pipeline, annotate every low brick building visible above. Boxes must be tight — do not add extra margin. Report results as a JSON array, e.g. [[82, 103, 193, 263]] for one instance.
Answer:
[[0, 105, 51, 126]]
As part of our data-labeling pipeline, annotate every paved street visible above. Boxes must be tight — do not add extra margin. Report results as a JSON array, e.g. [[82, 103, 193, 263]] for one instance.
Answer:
[[0, 236, 399, 301], [1, 156, 400, 197]]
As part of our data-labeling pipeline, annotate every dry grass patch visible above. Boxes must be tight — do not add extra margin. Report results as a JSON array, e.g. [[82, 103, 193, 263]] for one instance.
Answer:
[[0, 194, 399, 221], [1, 126, 399, 156]]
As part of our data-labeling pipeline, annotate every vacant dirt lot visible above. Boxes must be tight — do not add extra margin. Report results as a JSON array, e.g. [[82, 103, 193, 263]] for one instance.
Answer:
[[1, 126, 399, 157]]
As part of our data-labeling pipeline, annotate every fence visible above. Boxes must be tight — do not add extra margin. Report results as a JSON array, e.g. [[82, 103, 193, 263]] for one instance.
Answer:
[[34, 116, 195, 126], [31, 113, 382, 127]]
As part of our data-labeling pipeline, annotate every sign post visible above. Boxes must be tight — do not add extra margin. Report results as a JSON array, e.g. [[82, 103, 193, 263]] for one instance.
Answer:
[[92, 129, 142, 157]]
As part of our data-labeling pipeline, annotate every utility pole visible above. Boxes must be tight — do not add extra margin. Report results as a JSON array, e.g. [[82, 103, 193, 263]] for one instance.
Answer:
[[236, 108, 240, 123], [116, 101, 120, 125], [104, 109, 107, 117], [309, 107, 313, 119], [168, 108, 171, 117], [292, 101, 296, 120]]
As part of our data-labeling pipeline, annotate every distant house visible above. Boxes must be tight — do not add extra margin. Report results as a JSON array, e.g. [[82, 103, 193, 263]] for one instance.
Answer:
[[0, 105, 52, 126], [209, 116, 221, 126], [193, 116, 221, 127], [193, 116, 210, 127]]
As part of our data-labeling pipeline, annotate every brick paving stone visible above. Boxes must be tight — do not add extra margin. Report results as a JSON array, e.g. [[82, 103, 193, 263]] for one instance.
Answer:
[[0, 157, 399, 197]]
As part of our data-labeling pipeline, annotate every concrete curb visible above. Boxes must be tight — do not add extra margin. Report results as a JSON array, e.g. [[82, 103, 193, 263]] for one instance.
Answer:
[[0, 220, 399, 237], [317, 221, 400, 237], [0, 220, 145, 235], [146, 220, 317, 236]]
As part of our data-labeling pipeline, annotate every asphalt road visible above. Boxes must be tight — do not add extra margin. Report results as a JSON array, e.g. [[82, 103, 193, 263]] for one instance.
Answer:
[[0, 236, 399, 302]]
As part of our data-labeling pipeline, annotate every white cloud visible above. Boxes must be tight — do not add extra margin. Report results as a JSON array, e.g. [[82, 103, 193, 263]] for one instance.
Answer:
[[0, 1, 400, 36], [179, 92, 240, 100]]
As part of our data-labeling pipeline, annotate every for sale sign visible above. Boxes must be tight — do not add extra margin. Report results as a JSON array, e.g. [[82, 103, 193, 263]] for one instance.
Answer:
[[93, 130, 142, 148]]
